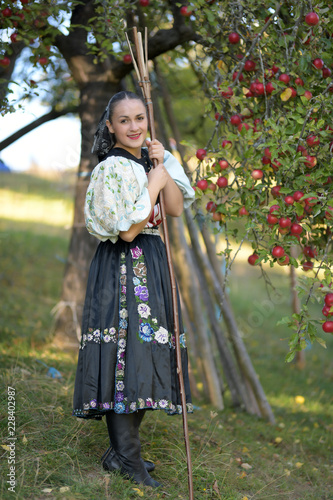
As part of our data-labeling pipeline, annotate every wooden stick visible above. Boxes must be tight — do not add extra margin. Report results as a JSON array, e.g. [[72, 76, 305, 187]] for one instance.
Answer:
[[127, 27, 194, 500]]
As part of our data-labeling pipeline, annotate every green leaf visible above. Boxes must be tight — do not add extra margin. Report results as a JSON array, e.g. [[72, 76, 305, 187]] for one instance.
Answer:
[[285, 351, 296, 363]]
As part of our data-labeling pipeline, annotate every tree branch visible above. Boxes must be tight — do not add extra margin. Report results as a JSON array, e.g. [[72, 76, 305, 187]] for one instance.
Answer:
[[0, 105, 78, 151]]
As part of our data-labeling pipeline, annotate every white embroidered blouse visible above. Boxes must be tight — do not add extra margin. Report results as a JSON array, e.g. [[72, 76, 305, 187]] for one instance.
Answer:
[[85, 149, 195, 243]]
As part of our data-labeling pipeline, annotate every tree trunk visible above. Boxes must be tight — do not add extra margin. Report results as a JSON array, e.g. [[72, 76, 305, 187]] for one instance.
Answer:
[[52, 83, 122, 349], [184, 209, 276, 423]]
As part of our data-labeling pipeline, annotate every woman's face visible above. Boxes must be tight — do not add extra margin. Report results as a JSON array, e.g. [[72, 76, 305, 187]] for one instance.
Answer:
[[106, 99, 148, 158]]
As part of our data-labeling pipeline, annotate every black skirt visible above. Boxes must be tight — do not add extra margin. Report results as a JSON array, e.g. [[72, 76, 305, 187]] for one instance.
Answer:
[[72, 231, 193, 419]]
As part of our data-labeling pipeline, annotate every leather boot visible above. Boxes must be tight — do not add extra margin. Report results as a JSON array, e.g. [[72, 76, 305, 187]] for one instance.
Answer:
[[101, 447, 155, 473], [102, 410, 155, 472], [105, 411, 161, 488]]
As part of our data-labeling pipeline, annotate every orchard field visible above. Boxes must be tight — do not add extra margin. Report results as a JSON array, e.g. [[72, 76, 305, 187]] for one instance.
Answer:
[[0, 172, 332, 500]]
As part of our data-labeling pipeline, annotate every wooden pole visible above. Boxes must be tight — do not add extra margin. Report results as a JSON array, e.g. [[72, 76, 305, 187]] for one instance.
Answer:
[[126, 28, 194, 499]]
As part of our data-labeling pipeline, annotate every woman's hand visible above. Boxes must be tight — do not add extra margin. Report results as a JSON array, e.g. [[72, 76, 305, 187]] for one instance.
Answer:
[[146, 139, 165, 165], [147, 163, 168, 192]]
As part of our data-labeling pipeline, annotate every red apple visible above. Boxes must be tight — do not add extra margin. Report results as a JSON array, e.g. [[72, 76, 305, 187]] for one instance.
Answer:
[[38, 57, 48, 66], [322, 305, 333, 317], [272, 246, 285, 258], [248, 253, 259, 265], [238, 206, 248, 216], [304, 90, 313, 99], [238, 123, 250, 133], [261, 156, 271, 165], [271, 186, 282, 198], [207, 182, 217, 192], [279, 217, 292, 228], [324, 293, 333, 306], [10, 32, 18, 43], [305, 12, 319, 26], [244, 60, 256, 72], [264, 147, 271, 158], [290, 223, 303, 235], [229, 32, 240, 44], [293, 190, 304, 202], [303, 246, 317, 258], [221, 86, 233, 99], [139, 0, 149, 5], [288, 87, 297, 98], [304, 155, 317, 168], [277, 255, 290, 266], [269, 204, 280, 214], [303, 261, 314, 271], [284, 195, 294, 205], [196, 148, 207, 160], [123, 54, 132, 64], [196, 179, 208, 191], [306, 135, 320, 147], [222, 140, 232, 149], [265, 82, 275, 94], [251, 169, 263, 180], [267, 214, 278, 225], [206, 201, 217, 213], [217, 176, 228, 188], [2, 7, 12, 16], [0, 57, 10, 67], [214, 112, 224, 121], [218, 160, 229, 170], [230, 114, 242, 126], [313, 58, 324, 70], [232, 71, 244, 82], [322, 67, 331, 78], [295, 77, 304, 86], [322, 321, 333, 333], [279, 73, 290, 84], [304, 196, 317, 206], [180, 5, 192, 16], [297, 144, 308, 156]]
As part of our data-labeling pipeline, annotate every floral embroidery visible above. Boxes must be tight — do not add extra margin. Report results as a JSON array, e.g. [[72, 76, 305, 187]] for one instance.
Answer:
[[130, 246, 174, 346], [137, 303, 151, 319], [80, 327, 118, 349], [134, 285, 149, 301], [139, 323, 154, 342], [155, 327, 169, 344], [130, 246, 143, 259]]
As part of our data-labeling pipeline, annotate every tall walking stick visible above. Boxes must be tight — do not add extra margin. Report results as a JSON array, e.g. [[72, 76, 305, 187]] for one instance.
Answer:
[[126, 27, 194, 500]]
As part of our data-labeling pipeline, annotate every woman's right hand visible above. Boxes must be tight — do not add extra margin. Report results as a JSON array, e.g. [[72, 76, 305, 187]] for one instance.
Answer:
[[147, 163, 169, 192]]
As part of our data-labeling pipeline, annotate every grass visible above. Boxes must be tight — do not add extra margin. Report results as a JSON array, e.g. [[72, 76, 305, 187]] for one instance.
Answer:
[[0, 172, 332, 500]]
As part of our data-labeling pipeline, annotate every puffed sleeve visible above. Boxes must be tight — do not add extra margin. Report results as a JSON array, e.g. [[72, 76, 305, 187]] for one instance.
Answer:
[[163, 150, 195, 208], [84, 156, 151, 243]]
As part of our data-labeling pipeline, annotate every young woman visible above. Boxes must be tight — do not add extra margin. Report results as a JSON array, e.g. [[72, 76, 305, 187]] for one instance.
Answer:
[[72, 91, 195, 488]]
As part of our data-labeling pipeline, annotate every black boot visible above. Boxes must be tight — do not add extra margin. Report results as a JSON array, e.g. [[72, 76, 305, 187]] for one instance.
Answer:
[[105, 411, 161, 488], [101, 447, 155, 473], [102, 410, 155, 473]]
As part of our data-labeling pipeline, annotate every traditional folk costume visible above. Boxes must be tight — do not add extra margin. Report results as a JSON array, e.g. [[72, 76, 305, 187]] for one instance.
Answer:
[[72, 97, 195, 486]]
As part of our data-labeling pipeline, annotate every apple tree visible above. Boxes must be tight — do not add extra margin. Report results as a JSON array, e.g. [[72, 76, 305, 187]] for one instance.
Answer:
[[189, 0, 333, 361]]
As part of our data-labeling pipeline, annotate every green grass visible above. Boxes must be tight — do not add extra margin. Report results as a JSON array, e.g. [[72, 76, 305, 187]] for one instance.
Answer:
[[0, 173, 332, 499]]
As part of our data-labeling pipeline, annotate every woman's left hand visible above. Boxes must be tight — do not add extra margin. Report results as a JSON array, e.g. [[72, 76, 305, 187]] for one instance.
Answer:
[[146, 139, 165, 165]]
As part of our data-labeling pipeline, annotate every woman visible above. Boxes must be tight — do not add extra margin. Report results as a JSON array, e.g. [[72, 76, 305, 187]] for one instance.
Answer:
[[72, 90, 195, 488]]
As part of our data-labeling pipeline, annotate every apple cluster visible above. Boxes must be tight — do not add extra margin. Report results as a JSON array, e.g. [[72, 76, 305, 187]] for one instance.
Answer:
[[322, 292, 333, 333], [0, 1, 59, 70], [193, 7, 333, 279]]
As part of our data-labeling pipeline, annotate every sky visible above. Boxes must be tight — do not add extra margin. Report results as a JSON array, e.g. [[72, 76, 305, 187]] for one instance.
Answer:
[[0, 102, 81, 172]]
